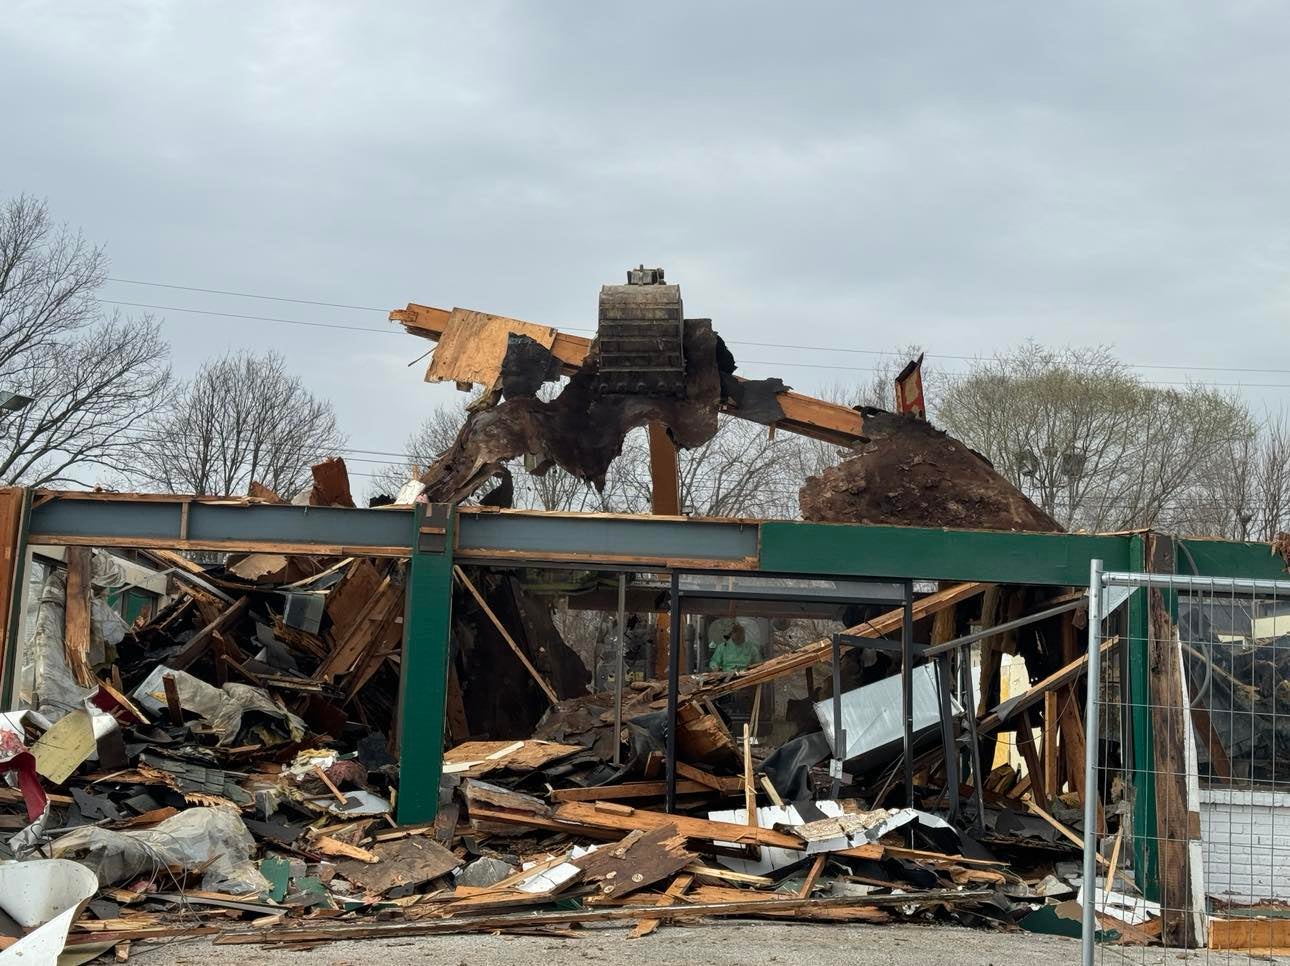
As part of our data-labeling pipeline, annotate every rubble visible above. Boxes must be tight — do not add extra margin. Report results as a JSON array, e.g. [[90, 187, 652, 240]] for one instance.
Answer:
[[799, 409, 1063, 531]]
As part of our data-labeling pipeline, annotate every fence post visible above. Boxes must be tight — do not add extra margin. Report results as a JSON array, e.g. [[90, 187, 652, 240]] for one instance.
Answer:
[[1081, 558, 1104, 964]]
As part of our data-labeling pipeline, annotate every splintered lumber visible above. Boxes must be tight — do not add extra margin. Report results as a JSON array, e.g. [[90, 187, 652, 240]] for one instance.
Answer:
[[475, 799, 806, 850], [1149, 585, 1204, 948], [454, 565, 558, 704], [573, 825, 694, 901], [216, 889, 990, 943], [1023, 800, 1108, 867], [63, 546, 95, 687], [309, 456, 355, 507], [313, 576, 400, 682], [798, 855, 827, 898], [1015, 708, 1046, 805], [549, 780, 727, 802], [168, 595, 251, 670], [684, 885, 890, 923], [445, 739, 582, 778], [325, 560, 384, 640], [335, 837, 460, 895], [675, 761, 743, 793], [976, 636, 1119, 733], [694, 582, 988, 699], [631, 873, 693, 938]]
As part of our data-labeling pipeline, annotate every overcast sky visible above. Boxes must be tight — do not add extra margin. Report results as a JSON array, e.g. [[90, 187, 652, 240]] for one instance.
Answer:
[[4, 1, 1290, 490]]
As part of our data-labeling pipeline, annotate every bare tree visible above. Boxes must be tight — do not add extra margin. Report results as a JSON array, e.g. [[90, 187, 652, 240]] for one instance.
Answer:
[[0, 195, 170, 486], [140, 350, 344, 497], [938, 344, 1252, 531]]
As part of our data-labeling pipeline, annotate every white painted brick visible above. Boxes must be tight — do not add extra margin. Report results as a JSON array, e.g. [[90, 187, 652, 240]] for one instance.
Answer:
[[1200, 790, 1290, 902]]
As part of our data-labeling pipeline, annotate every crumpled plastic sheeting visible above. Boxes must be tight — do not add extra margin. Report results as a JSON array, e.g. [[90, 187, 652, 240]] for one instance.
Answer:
[[52, 806, 269, 894], [24, 552, 130, 720], [131, 666, 305, 745]]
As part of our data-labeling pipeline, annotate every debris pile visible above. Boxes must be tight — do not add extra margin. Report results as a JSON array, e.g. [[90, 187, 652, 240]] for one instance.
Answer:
[[798, 410, 1063, 531], [0, 517, 1167, 957]]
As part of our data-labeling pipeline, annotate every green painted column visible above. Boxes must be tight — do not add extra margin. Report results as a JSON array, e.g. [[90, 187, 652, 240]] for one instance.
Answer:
[[396, 503, 455, 825]]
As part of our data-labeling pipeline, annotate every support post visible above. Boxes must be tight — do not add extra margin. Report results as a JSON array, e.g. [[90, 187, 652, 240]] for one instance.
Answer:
[[396, 503, 455, 825], [1081, 558, 1104, 966], [613, 572, 626, 767], [0, 487, 31, 707], [1126, 534, 1159, 894], [830, 633, 844, 799], [901, 581, 915, 813], [664, 570, 681, 814]]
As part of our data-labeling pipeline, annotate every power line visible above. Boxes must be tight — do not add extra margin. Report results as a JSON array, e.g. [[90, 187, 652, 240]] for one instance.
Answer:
[[105, 278, 389, 313], [104, 274, 1290, 378], [97, 300, 396, 336], [95, 297, 1290, 391]]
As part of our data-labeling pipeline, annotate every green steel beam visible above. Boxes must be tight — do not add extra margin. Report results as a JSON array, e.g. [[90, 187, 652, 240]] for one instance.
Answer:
[[396, 504, 455, 825], [1177, 536, 1289, 581], [759, 522, 1132, 585]]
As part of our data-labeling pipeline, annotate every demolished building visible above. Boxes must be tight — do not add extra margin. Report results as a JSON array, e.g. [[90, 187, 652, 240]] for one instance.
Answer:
[[0, 270, 1284, 957]]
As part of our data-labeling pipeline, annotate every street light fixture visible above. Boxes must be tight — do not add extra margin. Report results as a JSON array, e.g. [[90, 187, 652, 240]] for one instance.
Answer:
[[0, 393, 34, 413]]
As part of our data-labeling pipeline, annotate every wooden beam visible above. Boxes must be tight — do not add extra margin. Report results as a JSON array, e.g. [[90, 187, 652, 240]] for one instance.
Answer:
[[63, 546, 95, 687], [168, 596, 251, 671], [217, 890, 990, 944], [1189, 702, 1232, 780], [976, 637, 1119, 734], [1149, 587, 1204, 948], [549, 780, 725, 802], [553, 801, 804, 848], [647, 422, 681, 516], [453, 566, 558, 705], [1015, 708, 1046, 806]]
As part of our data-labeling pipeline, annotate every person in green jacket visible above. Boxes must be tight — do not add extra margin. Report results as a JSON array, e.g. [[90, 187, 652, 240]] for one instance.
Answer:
[[708, 621, 759, 672]]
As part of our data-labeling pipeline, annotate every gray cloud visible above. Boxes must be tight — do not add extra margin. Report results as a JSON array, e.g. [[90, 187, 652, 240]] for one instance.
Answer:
[[3, 0, 1289, 484]]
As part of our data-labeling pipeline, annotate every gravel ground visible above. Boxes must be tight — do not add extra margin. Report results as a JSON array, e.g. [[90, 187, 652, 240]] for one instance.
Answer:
[[123, 921, 1290, 966]]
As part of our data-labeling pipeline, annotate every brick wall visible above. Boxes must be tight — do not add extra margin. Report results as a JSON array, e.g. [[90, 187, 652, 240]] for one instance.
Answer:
[[1199, 786, 1290, 904]]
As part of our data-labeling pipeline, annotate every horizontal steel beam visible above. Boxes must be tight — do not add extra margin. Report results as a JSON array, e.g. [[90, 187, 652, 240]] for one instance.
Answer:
[[29, 492, 414, 557], [454, 509, 760, 569]]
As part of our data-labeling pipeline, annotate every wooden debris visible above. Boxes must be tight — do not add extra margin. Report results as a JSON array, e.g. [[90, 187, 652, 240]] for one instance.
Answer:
[[64, 546, 95, 687], [444, 739, 582, 778], [573, 824, 694, 901], [335, 837, 461, 895], [631, 873, 693, 938]]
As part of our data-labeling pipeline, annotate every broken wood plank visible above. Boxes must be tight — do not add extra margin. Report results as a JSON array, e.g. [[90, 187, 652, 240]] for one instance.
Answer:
[[549, 780, 727, 802], [218, 890, 987, 943], [1023, 800, 1108, 866], [630, 873, 692, 938], [480, 799, 806, 850], [335, 837, 460, 895], [453, 565, 558, 704], [313, 577, 399, 682], [168, 595, 251, 671], [1015, 708, 1046, 806], [162, 674, 183, 726], [798, 855, 826, 898], [63, 546, 95, 687], [573, 825, 694, 902], [674, 761, 742, 793], [976, 636, 1119, 733], [1148, 582, 1204, 949]]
